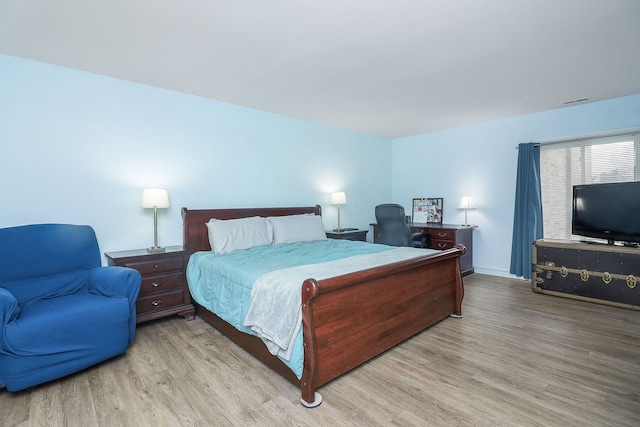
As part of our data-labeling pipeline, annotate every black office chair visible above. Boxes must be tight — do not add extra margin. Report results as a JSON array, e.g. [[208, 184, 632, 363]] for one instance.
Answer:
[[375, 204, 429, 248]]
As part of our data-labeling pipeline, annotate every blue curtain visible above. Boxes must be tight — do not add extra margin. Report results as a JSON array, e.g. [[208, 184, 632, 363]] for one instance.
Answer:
[[510, 143, 543, 279]]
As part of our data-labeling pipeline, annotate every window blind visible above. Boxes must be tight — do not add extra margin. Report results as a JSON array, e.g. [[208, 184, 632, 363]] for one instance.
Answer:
[[540, 133, 639, 240]]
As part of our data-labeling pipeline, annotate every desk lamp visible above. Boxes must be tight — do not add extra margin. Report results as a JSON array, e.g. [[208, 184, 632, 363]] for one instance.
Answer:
[[458, 195, 475, 226]]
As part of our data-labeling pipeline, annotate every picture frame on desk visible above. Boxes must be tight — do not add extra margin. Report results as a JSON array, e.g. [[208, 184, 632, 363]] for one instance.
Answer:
[[412, 198, 443, 224]]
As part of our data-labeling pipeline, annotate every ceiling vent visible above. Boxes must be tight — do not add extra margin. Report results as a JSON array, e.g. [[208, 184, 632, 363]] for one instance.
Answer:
[[563, 97, 590, 105]]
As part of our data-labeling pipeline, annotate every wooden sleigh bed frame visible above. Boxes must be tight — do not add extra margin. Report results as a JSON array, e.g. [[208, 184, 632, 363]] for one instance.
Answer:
[[181, 205, 465, 407]]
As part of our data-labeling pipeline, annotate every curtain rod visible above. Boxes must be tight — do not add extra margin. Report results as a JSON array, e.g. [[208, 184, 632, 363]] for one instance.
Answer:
[[515, 126, 640, 149]]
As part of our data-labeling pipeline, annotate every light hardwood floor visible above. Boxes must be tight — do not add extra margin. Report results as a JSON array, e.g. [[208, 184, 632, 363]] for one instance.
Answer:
[[2, 274, 639, 426]]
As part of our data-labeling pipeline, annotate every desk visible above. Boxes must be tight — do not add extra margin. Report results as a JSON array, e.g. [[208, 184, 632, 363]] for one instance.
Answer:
[[370, 222, 476, 276]]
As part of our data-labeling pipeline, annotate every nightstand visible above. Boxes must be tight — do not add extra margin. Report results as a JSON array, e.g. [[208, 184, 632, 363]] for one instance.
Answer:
[[105, 245, 195, 324], [326, 229, 368, 242]]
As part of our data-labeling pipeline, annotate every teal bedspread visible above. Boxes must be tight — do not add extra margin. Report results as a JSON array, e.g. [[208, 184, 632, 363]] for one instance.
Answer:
[[186, 239, 394, 379]]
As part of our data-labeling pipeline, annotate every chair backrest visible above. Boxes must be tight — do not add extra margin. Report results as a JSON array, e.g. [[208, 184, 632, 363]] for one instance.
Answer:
[[0, 224, 101, 303], [375, 204, 412, 247]]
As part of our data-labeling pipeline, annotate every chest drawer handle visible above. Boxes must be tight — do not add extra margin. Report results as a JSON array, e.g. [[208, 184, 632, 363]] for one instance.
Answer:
[[437, 242, 448, 248], [151, 300, 162, 307], [436, 232, 448, 238], [152, 282, 161, 287]]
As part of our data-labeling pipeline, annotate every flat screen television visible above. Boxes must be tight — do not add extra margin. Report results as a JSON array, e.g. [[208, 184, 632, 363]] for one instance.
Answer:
[[572, 181, 640, 245]]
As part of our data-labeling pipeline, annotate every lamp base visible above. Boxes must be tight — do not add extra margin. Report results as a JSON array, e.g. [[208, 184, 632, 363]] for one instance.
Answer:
[[147, 246, 166, 253], [333, 228, 347, 232]]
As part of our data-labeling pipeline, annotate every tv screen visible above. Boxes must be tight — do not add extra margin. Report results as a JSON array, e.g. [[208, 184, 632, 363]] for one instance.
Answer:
[[572, 181, 640, 244]]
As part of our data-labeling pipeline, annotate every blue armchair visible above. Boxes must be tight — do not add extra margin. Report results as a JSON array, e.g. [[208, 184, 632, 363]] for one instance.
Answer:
[[0, 224, 141, 391]]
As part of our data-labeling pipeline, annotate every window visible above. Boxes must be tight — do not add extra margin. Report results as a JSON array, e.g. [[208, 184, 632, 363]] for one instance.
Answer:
[[540, 133, 639, 240]]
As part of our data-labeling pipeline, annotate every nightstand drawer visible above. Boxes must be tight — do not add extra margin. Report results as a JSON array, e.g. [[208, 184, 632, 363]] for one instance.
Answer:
[[430, 229, 455, 240], [431, 240, 455, 250], [140, 272, 184, 295], [125, 257, 183, 275], [136, 289, 185, 315]]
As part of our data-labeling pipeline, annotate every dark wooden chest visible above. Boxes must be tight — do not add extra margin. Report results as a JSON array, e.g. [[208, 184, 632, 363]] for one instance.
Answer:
[[532, 239, 640, 310]]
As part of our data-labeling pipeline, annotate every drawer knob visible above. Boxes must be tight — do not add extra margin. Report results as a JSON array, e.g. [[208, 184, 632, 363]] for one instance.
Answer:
[[154, 264, 159, 269], [152, 282, 161, 287], [151, 300, 162, 307]]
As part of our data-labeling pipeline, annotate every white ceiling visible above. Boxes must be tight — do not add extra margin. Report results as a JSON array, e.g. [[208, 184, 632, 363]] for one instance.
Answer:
[[1, 0, 639, 138]]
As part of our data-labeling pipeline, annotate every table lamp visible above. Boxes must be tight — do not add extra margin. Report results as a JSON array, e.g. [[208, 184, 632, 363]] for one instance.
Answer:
[[141, 188, 169, 253], [331, 191, 347, 232]]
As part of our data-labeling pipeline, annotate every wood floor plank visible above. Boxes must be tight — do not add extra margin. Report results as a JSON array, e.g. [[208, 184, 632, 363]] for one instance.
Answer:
[[1, 273, 639, 426]]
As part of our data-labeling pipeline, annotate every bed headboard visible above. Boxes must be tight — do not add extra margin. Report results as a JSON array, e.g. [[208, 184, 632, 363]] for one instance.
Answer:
[[181, 205, 322, 252]]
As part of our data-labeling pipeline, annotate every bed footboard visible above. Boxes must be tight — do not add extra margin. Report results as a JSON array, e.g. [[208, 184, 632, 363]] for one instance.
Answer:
[[299, 245, 465, 407]]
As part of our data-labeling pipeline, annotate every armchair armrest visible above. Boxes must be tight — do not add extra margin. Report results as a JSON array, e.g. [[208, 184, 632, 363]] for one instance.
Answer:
[[0, 287, 20, 326], [88, 267, 142, 342], [88, 267, 141, 301]]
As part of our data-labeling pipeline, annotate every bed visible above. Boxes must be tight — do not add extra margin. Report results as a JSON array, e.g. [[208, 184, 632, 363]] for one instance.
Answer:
[[181, 205, 465, 407]]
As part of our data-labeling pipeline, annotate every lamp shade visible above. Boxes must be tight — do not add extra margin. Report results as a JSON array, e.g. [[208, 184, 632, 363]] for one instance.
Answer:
[[457, 196, 475, 210], [141, 189, 169, 208], [331, 191, 347, 205]]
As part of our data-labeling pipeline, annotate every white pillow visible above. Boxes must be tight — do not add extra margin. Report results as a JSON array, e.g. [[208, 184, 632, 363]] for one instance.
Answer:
[[267, 214, 327, 245], [207, 216, 273, 254]]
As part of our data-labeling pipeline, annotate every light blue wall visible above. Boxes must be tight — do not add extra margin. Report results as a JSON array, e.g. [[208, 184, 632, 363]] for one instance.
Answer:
[[3, 53, 639, 275], [392, 94, 640, 277], [0, 54, 391, 259]]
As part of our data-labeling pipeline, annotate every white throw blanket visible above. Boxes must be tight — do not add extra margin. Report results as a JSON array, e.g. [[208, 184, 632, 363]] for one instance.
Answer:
[[243, 247, 436, 360]]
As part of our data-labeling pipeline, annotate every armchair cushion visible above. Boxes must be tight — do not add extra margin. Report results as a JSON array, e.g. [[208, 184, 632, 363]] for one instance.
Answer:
[[2, 292, 130, 391]]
